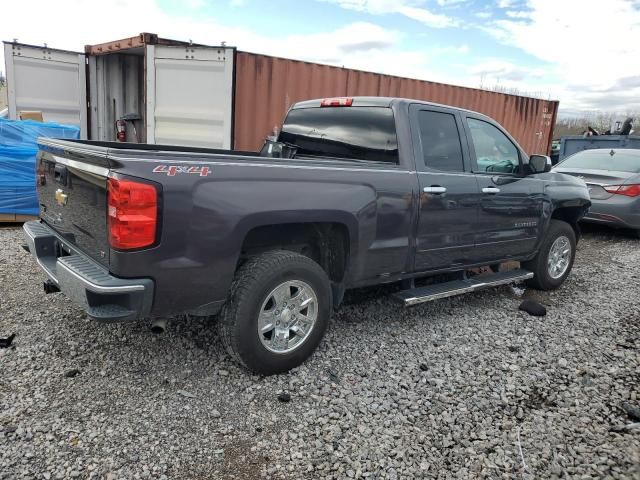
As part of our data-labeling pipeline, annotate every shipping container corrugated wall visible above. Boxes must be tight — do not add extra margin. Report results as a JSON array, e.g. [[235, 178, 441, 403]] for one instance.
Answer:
[[234, 52, 558, 155]]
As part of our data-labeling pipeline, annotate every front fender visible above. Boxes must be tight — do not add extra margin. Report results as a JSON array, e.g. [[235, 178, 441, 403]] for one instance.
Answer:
[[531, 172, 591, 255]]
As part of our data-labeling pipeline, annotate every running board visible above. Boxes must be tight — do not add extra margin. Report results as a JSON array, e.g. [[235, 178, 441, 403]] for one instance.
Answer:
[[392, 269, 534, 307]]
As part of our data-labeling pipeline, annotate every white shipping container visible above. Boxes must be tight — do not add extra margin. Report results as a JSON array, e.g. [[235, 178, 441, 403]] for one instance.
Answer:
[[4, 38, 234, 148], [3, 42, 87, 138]]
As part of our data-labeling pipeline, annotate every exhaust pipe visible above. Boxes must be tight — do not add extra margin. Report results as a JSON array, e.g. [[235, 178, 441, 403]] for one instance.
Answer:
[[150, 318, 167, 334]]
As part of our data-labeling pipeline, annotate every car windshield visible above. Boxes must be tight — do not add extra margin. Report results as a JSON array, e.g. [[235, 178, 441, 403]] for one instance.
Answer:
[[558, 150, 640, 173]]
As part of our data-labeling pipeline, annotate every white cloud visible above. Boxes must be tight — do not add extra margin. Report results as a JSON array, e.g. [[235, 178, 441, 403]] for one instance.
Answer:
[[435, 0, 469, 6], [469, 59, 545, 82], [475, 11, 493, 19], [505, 10, 531, 18], [321, 0, 459, 28], [397, 5, 459, 27], [497, 0, 515, 8], [184, 0, 206, 9], [433, 44, 470, 55], [485, 0, 640, 112]]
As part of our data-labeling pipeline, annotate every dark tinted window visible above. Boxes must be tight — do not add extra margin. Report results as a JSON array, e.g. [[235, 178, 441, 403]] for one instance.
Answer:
[[559, 150, 640, 173], [279, 107, 399, 164], [417, 110, 464, 172]]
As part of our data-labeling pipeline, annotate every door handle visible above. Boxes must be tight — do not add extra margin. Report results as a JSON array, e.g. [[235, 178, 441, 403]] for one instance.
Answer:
[[423, 186, 447, 194], [482, 187, 500, 194]]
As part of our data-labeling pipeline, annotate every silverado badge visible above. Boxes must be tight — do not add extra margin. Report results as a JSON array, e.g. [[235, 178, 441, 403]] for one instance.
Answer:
[[55, 188, 68, 206]]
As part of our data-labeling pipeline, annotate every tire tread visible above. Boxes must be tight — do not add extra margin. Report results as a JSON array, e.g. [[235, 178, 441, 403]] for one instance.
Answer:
[[219, 250, 329, 372], [523, 219, 576, 290]]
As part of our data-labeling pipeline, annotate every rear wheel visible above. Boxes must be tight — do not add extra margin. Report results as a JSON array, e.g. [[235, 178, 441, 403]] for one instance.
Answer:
[[219, 250, 331, 375], [522, 220, 576, 290]]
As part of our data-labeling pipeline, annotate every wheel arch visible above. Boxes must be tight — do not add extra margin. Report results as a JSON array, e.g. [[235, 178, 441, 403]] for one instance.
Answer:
[[238, 218, 354, 287], [550, 205, 588, 242]]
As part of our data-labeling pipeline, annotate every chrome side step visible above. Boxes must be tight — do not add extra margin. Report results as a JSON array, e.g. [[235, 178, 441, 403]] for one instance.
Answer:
[[392, 269, 534, 307]]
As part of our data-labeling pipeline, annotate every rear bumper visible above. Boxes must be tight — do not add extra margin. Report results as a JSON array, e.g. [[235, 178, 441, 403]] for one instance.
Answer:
[[23, 221, 154, 322], [583, 198, 640, 229]]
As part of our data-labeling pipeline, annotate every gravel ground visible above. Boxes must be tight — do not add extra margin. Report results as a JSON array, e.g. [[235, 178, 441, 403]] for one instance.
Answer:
[[1, 224, 639, 479]]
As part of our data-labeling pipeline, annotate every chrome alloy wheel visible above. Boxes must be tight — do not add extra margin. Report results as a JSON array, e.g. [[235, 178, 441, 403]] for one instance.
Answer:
[[257, 280, 318, 354], [547, 235, 571, 279]]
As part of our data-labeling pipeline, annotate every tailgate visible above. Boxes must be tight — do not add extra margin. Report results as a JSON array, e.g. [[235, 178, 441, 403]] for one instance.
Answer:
[[37, 140, 110, 266]]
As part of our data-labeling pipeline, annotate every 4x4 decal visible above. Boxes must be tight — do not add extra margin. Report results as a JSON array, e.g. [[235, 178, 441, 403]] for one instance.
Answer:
[[152, 165, 211, 177]]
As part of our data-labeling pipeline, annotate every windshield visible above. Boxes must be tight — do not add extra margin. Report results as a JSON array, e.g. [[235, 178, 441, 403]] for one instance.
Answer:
[[558, 149, 640, 173], [278, 106, 399, 164]]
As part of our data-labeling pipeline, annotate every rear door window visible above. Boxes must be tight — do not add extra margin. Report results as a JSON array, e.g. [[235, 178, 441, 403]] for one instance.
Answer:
[[416, 110, 465, 172], [279, 107, 399, 164]]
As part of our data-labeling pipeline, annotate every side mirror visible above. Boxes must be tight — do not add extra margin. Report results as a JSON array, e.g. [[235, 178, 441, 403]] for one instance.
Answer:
[[528, 154, 552, 174]]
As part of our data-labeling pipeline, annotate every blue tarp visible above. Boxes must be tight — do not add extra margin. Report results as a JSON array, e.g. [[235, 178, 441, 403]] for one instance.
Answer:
[[0, 118, 80, 215]]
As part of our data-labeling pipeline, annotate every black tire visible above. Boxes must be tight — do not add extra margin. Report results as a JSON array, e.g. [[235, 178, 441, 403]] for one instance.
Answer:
[[522, 220, 576, 290], [219, 250, 331, 375]]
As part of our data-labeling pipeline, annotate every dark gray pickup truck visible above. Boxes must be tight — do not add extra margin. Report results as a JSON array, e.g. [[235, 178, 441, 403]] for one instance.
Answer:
[[24, 97, 590, 374]]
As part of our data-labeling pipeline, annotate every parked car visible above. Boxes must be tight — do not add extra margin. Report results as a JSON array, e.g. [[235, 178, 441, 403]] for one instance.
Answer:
[[554, 148, 640, 236], [23, 97, 591, 374], [557, 135, 640, 162]]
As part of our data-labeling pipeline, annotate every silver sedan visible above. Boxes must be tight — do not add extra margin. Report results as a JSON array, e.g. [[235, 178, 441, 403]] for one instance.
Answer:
[[553, 148, 640, 236]]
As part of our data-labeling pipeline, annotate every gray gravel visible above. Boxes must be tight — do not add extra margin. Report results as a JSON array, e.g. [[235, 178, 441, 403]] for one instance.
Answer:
[[1, 223, 639, 479]]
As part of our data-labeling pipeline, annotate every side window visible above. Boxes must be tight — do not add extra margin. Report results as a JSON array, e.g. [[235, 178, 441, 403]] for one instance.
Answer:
[[417, 110, 464, 172], [467, 118, 520, 174]]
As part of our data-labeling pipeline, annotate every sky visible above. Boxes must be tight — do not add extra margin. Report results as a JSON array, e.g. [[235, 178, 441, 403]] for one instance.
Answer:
[[2, 0, 640, 116]]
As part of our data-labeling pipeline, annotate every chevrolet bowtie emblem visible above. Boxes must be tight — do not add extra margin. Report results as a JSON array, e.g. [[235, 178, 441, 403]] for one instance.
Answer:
[[55, 188, 68, 206]]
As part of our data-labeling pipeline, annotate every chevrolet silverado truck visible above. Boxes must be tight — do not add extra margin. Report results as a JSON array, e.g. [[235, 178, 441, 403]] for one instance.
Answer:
[[24, 97, 591, 374]]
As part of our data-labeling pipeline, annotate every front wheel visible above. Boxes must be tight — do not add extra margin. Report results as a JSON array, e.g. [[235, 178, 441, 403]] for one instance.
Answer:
[[522, 220, 576, 290], [219, 250, 331, 375]]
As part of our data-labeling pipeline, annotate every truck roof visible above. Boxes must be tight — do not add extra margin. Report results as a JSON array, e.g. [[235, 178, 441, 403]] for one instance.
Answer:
[[291, 96, 482, 116]]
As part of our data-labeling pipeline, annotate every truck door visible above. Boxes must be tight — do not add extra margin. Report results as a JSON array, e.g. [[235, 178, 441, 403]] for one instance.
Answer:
[[3, 42, 87, 138], [146, 45, 234, 149], [463, 116, 545, 261], [411, 105, 480, 271]]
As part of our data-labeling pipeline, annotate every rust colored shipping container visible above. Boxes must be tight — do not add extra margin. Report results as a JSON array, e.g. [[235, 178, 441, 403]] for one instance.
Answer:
[[233, 52, 558, 155]]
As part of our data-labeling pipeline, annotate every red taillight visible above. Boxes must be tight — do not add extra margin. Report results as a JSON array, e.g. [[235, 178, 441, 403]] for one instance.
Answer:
[[603, 184, 640, 197], [107, 177, 157, 249], [320, 97, 353, 107]]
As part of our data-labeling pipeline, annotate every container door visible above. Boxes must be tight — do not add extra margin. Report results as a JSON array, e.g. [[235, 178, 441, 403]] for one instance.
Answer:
[[146, 45, 234, 149], [3, 42, 87, 138]]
